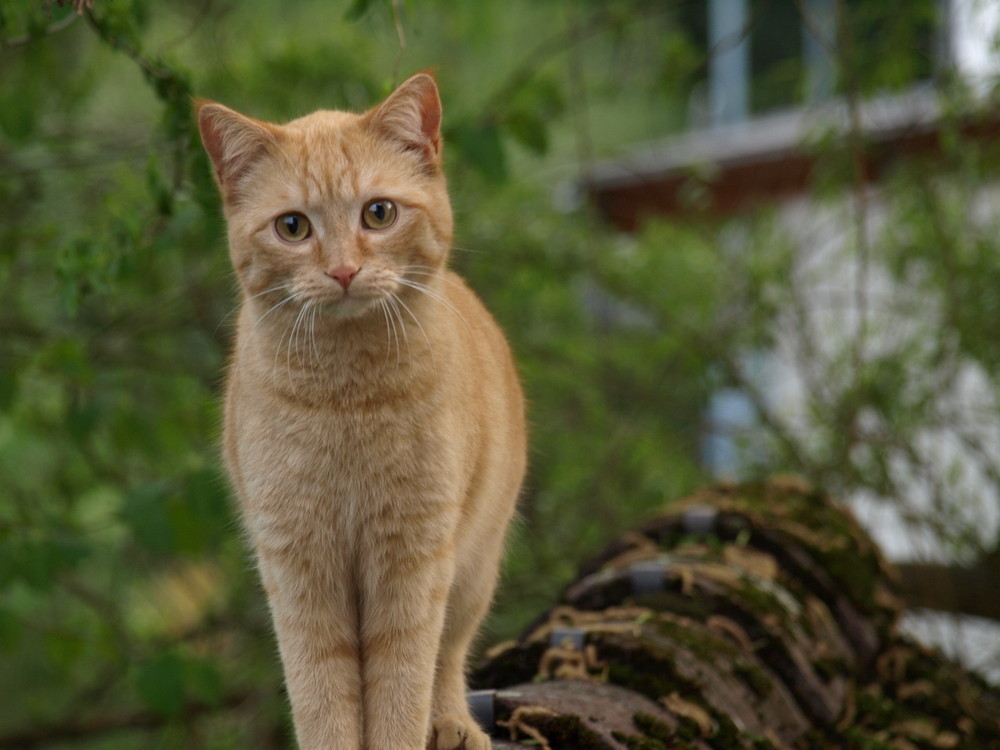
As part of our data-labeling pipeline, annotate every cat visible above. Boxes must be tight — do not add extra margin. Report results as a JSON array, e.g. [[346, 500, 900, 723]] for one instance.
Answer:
[[196, 73, 526, 750]]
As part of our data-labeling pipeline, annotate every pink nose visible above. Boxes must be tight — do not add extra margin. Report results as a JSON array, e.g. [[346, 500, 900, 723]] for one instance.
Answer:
[[327, 265, 359, 290]]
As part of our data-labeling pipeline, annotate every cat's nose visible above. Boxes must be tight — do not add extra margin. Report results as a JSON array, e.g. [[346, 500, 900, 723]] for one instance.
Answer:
[[327, 265, 359, 290]]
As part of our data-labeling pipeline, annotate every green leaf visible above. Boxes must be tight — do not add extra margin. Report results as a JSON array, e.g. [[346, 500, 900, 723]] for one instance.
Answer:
[[136, 652, 186, 717], [504, 111, 549, 155], [49, 532, 91, 571], [0, 94, 37, 141], [167, 469, 231, 556], [67, 398, 101, 444], [0, 531, 89, 592], [503, 75, 563, 155], [185, 657, 223, 706], [450, 123, 508, 182], [0, 605, 22, 650], [146, 154, 174, 217], [0, 366, 17, 411], [345, 0, 376, 21], [121, 482, 175, 555], [45, 629, 85, 670]]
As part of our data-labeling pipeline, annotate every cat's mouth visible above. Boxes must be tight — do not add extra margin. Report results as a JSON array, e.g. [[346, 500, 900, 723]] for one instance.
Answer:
[[310, 282, 399, 321]]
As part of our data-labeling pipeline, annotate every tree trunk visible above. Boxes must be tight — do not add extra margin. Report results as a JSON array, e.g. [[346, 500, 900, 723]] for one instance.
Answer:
[[472, 477, 1000, 749]]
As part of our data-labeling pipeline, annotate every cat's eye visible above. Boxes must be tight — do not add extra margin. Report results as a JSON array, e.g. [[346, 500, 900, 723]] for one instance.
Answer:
[[361, 199, 397, 230], [274, 212, 311, 243]]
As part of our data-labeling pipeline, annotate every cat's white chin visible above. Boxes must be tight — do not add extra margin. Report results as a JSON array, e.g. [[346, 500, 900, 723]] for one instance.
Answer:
[[320, 295, 379, 321]]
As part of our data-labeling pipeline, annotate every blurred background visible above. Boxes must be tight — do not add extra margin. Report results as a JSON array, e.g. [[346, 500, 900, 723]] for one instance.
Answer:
[[1, 0, 998, 747]]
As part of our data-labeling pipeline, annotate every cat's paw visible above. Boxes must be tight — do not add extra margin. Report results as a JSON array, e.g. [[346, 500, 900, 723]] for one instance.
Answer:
[[430, 714, 491, 750]]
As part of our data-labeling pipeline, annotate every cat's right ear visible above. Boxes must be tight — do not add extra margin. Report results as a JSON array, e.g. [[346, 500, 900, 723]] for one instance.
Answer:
[[196, 99, 277, 201]]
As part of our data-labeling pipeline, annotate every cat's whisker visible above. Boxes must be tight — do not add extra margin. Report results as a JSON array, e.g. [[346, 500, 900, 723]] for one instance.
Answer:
[[289, 300, 310, 372], [377, 299, 397, 366], [385, 294, 409, 366], [243, 290, 306, 355], [390, 291, 433, 356], [399, 267, 467, 291], [249, 283, 294, 302], [396, 278, 472, 333], [271, 313, 290, 391], [307, 303, 324, 373], [216, 283, 289, 337], [267, 293, 310, 394], [302, 302, 321, 386]]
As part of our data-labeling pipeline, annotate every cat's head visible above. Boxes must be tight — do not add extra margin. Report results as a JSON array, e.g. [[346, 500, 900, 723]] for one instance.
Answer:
[[197, 73, 453, 322]]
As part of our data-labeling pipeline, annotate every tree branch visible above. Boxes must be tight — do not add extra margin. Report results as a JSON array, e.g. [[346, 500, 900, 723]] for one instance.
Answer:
[[0, 10, 79, 49], [0, 691, 258, 750], [896, 557, 1000, 621]]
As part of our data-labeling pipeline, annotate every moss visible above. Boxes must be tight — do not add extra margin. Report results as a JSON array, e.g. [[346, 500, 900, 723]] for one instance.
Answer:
[[469, 640, 547, 690], [841, 726, 898, 750], [673, 716, 698, 743], [604, 642, 702, 705], [745, 734, 778, 750], [651, 614, 742, 665], [601, 635, 755, 748], [711, 714, 744, 748], [733, 659, 773, 698], [611, 732, 670, 750], [632, 711, 675, 743], [631, 590, 712, 620], [607, 661, 694, 703], [524, 712, 609, 750], [854, 686, 896, 725], [708, 481, 887, 618], [808, 544, 881, 616], [813, 656, 849, 681]]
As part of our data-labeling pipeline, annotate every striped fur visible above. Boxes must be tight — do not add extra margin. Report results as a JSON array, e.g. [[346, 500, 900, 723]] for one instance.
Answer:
[[198, 74, 526, 750]]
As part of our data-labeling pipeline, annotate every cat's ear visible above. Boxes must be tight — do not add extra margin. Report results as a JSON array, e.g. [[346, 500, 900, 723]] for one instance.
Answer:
[[196, 99, 278, 200], [369, 73, 443, 166]]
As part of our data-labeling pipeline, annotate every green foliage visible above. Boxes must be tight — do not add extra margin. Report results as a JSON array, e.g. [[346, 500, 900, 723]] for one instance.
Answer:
[[0, 0, 997, 747], [0, 1, 713, 745]]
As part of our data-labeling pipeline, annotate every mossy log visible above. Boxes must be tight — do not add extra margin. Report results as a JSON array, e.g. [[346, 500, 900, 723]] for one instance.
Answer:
[[472, 477, 1000, 750]]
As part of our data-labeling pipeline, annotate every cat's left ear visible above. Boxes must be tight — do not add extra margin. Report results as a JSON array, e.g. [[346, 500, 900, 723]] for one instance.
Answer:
[[369, 73, 443, 166]]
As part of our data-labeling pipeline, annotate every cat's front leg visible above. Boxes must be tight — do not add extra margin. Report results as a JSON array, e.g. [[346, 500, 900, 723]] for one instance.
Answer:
[[427, 532, 505, 750], [258, 551, 363, 750], [359, 542, 455, 750]]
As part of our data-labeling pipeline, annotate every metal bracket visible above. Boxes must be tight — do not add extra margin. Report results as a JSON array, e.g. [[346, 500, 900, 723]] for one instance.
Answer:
[[682, 505, 718, 535], [548, 627, 586, 650], [630, 561, 666, 595], [466, 689, 495, 732]]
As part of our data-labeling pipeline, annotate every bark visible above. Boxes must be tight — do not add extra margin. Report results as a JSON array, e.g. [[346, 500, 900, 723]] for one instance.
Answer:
[[472, 477, 1000, 750]]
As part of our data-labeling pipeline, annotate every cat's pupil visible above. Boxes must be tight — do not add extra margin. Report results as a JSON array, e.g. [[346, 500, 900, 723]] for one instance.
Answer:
[[363, 199, 396, 229], [274, 212, 310, 243]]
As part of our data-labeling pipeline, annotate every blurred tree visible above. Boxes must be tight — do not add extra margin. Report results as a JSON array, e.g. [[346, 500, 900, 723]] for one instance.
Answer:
[[0, 0, 996, 747], [0, 1, 708, 746]]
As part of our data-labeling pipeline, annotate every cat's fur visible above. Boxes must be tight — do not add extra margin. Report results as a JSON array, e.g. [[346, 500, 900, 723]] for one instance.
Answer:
[[197, 74, 526, 750]]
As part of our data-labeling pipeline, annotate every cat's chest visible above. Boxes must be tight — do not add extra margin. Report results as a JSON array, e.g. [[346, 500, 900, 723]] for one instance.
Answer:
[[229, 385, 460, 553], [231, 380, 452, 494]]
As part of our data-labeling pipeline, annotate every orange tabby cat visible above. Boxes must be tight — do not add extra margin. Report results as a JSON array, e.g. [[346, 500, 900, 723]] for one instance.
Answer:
[[197, 74, 526, 750]]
